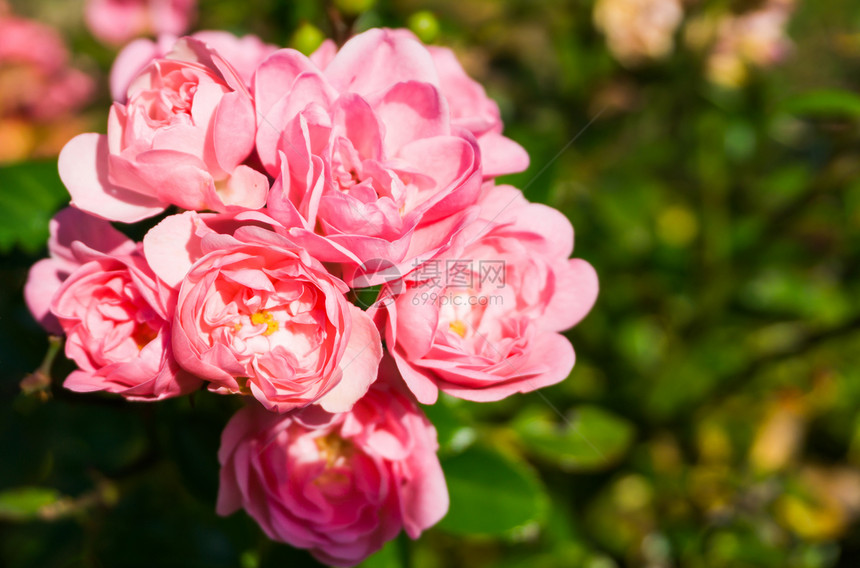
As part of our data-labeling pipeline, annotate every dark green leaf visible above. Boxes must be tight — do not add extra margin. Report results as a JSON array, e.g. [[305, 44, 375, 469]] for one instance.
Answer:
[[438, 445, 547, 536], [0, 161, 67, 254]]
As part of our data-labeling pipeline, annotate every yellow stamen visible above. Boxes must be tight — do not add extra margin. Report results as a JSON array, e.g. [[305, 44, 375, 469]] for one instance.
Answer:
[[315, 432, 352, 467], [250, 311, 278, 336], [449, 320, 468, 338]]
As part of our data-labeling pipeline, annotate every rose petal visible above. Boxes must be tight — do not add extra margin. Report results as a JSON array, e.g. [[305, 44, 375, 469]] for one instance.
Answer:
[[59, 133, 164, 222]]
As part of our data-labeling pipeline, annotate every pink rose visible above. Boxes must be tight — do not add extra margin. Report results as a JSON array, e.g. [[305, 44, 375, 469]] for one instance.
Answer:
[[60, 37, 267, 223], [110, 31, 277, 101], [217, 378, 448, 567], [25, 207, 137, 334], [35, 211, 201, 400], [144, 211, 383, 412], [84, 0, 196, 46], [384, 185, 599, 403], [256, 28, 486, 284], [311, 32, 529, 177]]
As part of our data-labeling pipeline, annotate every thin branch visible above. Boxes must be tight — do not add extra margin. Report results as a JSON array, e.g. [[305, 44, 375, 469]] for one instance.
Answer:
[[325, 1, 356, 47]]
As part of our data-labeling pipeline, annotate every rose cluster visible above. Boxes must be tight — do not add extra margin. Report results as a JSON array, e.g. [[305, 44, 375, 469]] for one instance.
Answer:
[[26, 28, 598, 566]]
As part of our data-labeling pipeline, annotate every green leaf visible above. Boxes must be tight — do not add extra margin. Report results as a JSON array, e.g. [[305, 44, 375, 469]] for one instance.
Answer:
[[742, 270, 852, 325], [512, 405, 634, 472], [350, 284, 383, 310], [781, 90, 860, 119], [0, 487, 61, 521], [0, 160, 67, 254], [357, 536, 404, 568], [438, 445, 548, 536], [421, 396, 476, 455]]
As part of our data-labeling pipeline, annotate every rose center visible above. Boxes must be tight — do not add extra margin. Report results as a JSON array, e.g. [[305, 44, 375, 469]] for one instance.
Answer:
[[132, 323, 158, 349], [330, 140, 413, 213], [172, 83, 197, 114], [315, 431, 353, 467], [250, 310, 279, 336], [437, 288, 485, 340], [448, 320, 468, 338]]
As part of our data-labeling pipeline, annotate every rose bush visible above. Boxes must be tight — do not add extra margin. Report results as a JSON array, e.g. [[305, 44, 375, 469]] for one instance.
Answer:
[[22, 18, 598, 568]]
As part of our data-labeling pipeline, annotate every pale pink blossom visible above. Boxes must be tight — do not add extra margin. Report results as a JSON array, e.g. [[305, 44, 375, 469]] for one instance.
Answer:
[[256, 29, 504, 285], [217, 377, 448, 567], [85, 0, 196, 46], [60, 38, 267, 223], [26, 208, 199, 400], [384, 185, 598, 403], [144, 211, 383, 413]]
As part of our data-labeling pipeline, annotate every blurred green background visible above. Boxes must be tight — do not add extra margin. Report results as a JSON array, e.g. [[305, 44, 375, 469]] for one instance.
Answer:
[[3, 0, 860, 566]]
